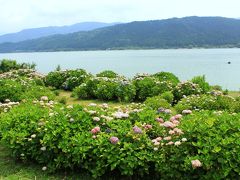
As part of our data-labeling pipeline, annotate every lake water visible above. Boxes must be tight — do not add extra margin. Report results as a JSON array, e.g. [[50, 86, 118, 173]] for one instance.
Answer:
[[0, 49, 240, 90]]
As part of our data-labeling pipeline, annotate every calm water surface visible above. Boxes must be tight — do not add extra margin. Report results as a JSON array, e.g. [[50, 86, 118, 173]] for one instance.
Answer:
[[0, 49, 240, 90]]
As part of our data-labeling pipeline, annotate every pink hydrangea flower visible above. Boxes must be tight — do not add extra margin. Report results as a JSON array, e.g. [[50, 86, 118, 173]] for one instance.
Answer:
[[91, 127, 101, 134], [174, 114, 182, 120], [156, 137, 162, 141], [95, 126, 100, 131], [156, 117, 164, 123], [166, 141, 174, 145], [164, 136, 172, 141], [144, 124, 152, 130], [154, 141, 160, 146], [164, 109, 172, 114], [173, 120, 180, 125], [109, 136, 119, 144], [152, 139, 157, 143], [161, 121, 175, 128], [170, 116, 176, 122], [133, 126, 143, 134]]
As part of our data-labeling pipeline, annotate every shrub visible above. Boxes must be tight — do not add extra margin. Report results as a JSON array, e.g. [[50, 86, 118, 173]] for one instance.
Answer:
[[133, 77, 158, 101], [178, 111, 240, 179], [0, 59, 36, 73], [62, 69, 91, 90], [211, 85, 222, 91], [191, 75, 211, 93], [85, 78, 102, 98], [95, 80, 118, 100], [0, 101, 185, 178], [0, 79, 25, 102], [2, 99, 239, 179], [175, 94, 239, 113], [115, 81, 136, 102], [20, 85, 56, 101], [134, 76, 173, 101], [160, 91, 174, 104], [96, 70, 118, 78], [0, 69, 44, 84], [74, 78, 136, 102], [152, 81, 173, 96], [0, 78, 55, 103], [0, 59, 20, 73], [173, 81, 202, 102], [144, 96, 171, 110], [45, 71, 69, 89], [73, 83, 90, 99], [153, 72, 180, 86]]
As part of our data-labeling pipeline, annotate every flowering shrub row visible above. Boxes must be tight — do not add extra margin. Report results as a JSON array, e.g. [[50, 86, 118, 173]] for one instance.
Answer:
[[175, 93, 240, 113], [0, 59, 36, 73], [45, 69, 91, 90], [44, 69, 210, 102], [0, 79, 55, 102], [73, 72, 181, 102], [73, 77, 137, 102], [1, 98, 240, 178]]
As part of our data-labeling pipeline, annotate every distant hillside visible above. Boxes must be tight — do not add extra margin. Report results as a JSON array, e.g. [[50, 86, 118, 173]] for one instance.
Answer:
[[0, 22, 119, 43], [1, 16, 240, 53]]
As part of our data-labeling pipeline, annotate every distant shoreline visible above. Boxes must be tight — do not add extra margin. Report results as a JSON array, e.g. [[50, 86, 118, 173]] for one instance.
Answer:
[[0, 46, 240, 54]]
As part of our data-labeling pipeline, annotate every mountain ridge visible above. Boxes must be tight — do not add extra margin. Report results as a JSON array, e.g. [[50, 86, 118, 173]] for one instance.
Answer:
[[1, 16, 240, 53], [0, 22, 120, 43]]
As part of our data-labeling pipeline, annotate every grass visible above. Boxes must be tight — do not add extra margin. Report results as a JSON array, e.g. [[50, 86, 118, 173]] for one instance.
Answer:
[[228, 91, 240, 98], [0, 143, 70, 179], [55, 90, 131, 107], [0, 142, 105, 179], [0, 143, 139, 180]]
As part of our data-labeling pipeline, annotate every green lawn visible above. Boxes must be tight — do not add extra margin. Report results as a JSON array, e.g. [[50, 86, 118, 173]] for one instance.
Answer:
[[0, 143, 133, 180], [0, 143, 71, 179], [228, 91, 240, 98], [56, 90, 131, 107]]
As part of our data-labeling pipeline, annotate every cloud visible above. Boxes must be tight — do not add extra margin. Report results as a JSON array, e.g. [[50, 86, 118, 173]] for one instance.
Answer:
[[0, 0, 240, 34]]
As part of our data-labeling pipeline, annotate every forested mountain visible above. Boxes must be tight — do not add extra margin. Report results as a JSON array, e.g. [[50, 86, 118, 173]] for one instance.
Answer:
[[0, 22, 119, 43], [1, 16, 240, 53]]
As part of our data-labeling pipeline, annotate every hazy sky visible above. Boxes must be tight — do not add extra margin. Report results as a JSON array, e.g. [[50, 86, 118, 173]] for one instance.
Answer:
[[0, 0, 240, 34]]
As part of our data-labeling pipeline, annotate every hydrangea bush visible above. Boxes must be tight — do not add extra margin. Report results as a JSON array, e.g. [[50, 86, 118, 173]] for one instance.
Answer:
[[96, 70, 119, 78], [0, 100, 190, 178], [175, 94, 239, 113], [173, 81, 203, 102], [0, 78, 55, 103], [133, 76, 172, 101], [73, 77, 136, 102], [45, 69, 91, 90], [152, 71, 180, 86], [0, 79, 25, 102]]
